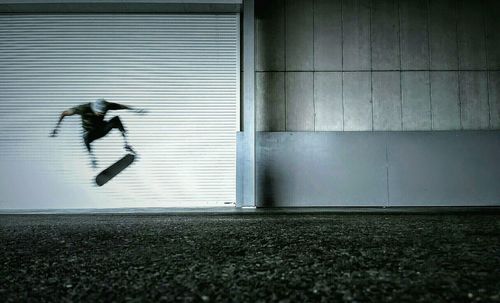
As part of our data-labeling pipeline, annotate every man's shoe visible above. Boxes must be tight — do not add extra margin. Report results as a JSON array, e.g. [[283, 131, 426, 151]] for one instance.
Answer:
[[124, 144, 136, 154]]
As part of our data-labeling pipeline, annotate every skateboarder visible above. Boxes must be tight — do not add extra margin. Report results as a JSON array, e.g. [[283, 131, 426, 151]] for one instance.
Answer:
[[50, 99, 146, 168]]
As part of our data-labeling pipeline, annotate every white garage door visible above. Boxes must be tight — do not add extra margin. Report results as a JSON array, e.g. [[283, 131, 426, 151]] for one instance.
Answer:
[[0, 14, 239, 209]]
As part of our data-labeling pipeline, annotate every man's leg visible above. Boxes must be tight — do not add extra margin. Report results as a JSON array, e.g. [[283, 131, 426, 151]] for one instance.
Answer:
[[108, 116, 135, 153], [83, 133, 99, 168], [108, 116, 126, 134]]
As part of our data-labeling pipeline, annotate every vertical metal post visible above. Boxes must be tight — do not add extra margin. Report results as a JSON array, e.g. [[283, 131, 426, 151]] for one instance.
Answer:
[[241, 0, 256, 207]]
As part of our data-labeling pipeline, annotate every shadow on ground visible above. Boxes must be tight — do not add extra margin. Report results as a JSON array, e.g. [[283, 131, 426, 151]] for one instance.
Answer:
[[0, 213, 499, 302]]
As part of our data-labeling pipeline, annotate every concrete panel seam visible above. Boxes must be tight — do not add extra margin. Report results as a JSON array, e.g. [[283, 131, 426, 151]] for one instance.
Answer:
[[341, 72, 345, 130], [428, 72, 433, 130], [370, 0, 374, 131], [456, 0, 462, 71], [398, 0, 403, 130], [458, 71, 463, 129], [487, 70, 491, 129], [341, 0, 345, 131], [341, 0, 344, 72], [426, 0, 431, 70], [313, 74, 316, 131], [460, 71, 489, 129], [483, 0, 491, 128], [399, 71, 403, 130], [371, 71, 374, 131], [425, 70, 432, 130], [285, 72, 290, 131], [454, 0, 460, 70], [454, 71, 460, 130], [284, 0, 287, 131], [283, 0, 287, 71], [426, 0, 432, 130], [399, 0, 430, 69], [312, 0, 316, 131]]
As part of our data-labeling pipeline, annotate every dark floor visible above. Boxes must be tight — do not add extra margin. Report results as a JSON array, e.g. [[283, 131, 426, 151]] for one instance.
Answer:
[[1, 212, 499, 302]]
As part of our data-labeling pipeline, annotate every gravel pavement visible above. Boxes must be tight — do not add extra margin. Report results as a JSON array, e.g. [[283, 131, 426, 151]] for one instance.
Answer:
[[1, 213, 499, 302]]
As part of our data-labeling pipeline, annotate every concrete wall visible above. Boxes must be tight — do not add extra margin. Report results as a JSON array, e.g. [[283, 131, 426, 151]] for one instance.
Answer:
[[255, 0, 500, 131], [252, 0, 500, 207], [256, 131, 500, 207]]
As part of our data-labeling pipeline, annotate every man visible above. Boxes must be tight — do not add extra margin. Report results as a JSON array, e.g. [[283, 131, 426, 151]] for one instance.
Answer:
[[50, 99, 145, 168]]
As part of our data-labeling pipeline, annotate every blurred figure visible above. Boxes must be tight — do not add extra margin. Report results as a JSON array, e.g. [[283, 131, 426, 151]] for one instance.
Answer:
[[50, 99, 146, 168]]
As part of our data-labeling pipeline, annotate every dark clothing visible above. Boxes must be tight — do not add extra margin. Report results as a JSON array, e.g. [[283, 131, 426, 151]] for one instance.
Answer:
[[71, 102, 127, 133], [83, 116, 126, 152]]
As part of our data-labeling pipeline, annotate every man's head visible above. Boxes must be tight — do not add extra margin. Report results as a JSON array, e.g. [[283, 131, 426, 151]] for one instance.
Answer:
[[91, 99, 107, 115]]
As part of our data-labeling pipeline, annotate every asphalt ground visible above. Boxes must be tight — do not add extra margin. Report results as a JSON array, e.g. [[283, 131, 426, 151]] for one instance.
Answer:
[[1, 212, 499, 302]]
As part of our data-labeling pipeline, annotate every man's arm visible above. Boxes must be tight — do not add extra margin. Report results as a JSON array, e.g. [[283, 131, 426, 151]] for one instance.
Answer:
[[107, 102, 147, 114], [50, 109, 75, 137], [107, 102, 130, 110]]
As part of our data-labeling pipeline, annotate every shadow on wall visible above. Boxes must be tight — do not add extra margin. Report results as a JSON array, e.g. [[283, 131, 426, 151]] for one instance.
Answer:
[[257, 156, 280, 208], [255, 0, 284, 71], [255, 1, 282, 207]]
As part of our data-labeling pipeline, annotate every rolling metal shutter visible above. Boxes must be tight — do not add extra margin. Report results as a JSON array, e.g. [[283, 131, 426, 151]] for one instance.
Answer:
[[0, 14, 239, 209]]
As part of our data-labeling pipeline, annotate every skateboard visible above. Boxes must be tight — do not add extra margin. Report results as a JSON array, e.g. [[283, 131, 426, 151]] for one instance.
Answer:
[[95, 153, 135, 186]]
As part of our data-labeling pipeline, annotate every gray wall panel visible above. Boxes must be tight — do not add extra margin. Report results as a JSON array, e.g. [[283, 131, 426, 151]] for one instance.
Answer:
[[399, 0, 429, 69], [371, 0, 400, 70], [286, 0, 313, 70], [388, 132, 500, 206], [257, 132, 388, 207], [256, 0, 285, 71], [343, 72, 372, 131], [485, 0, 500, 69], [399, 0, 429, 70], [458, 0, 487, 70], [460, 72, 489, 129], [429, 0, 458, 70], [342, 0, 371, 70], [314, 72, 343, 131], [402, 71, 431, 130], [489, 72, 500, 128], [314, 0, 342, 70], [286, 72, 314, 130], [430, 71, 460, 130], [254, 0, 497, 133], [256, 72, 285, 131], [257, 131, 500, 207], [373, 72, 402, 131]]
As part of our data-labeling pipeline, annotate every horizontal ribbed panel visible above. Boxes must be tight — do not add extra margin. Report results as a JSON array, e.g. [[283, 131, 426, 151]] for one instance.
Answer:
[[0, 14, 238, 209]]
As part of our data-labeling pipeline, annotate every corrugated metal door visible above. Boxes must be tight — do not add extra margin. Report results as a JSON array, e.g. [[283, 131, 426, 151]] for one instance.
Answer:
[[0, 14, 239, 209]]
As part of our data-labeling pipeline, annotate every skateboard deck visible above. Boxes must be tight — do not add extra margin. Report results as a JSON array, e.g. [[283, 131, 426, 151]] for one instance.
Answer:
[[95, 153, 135, 186]]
